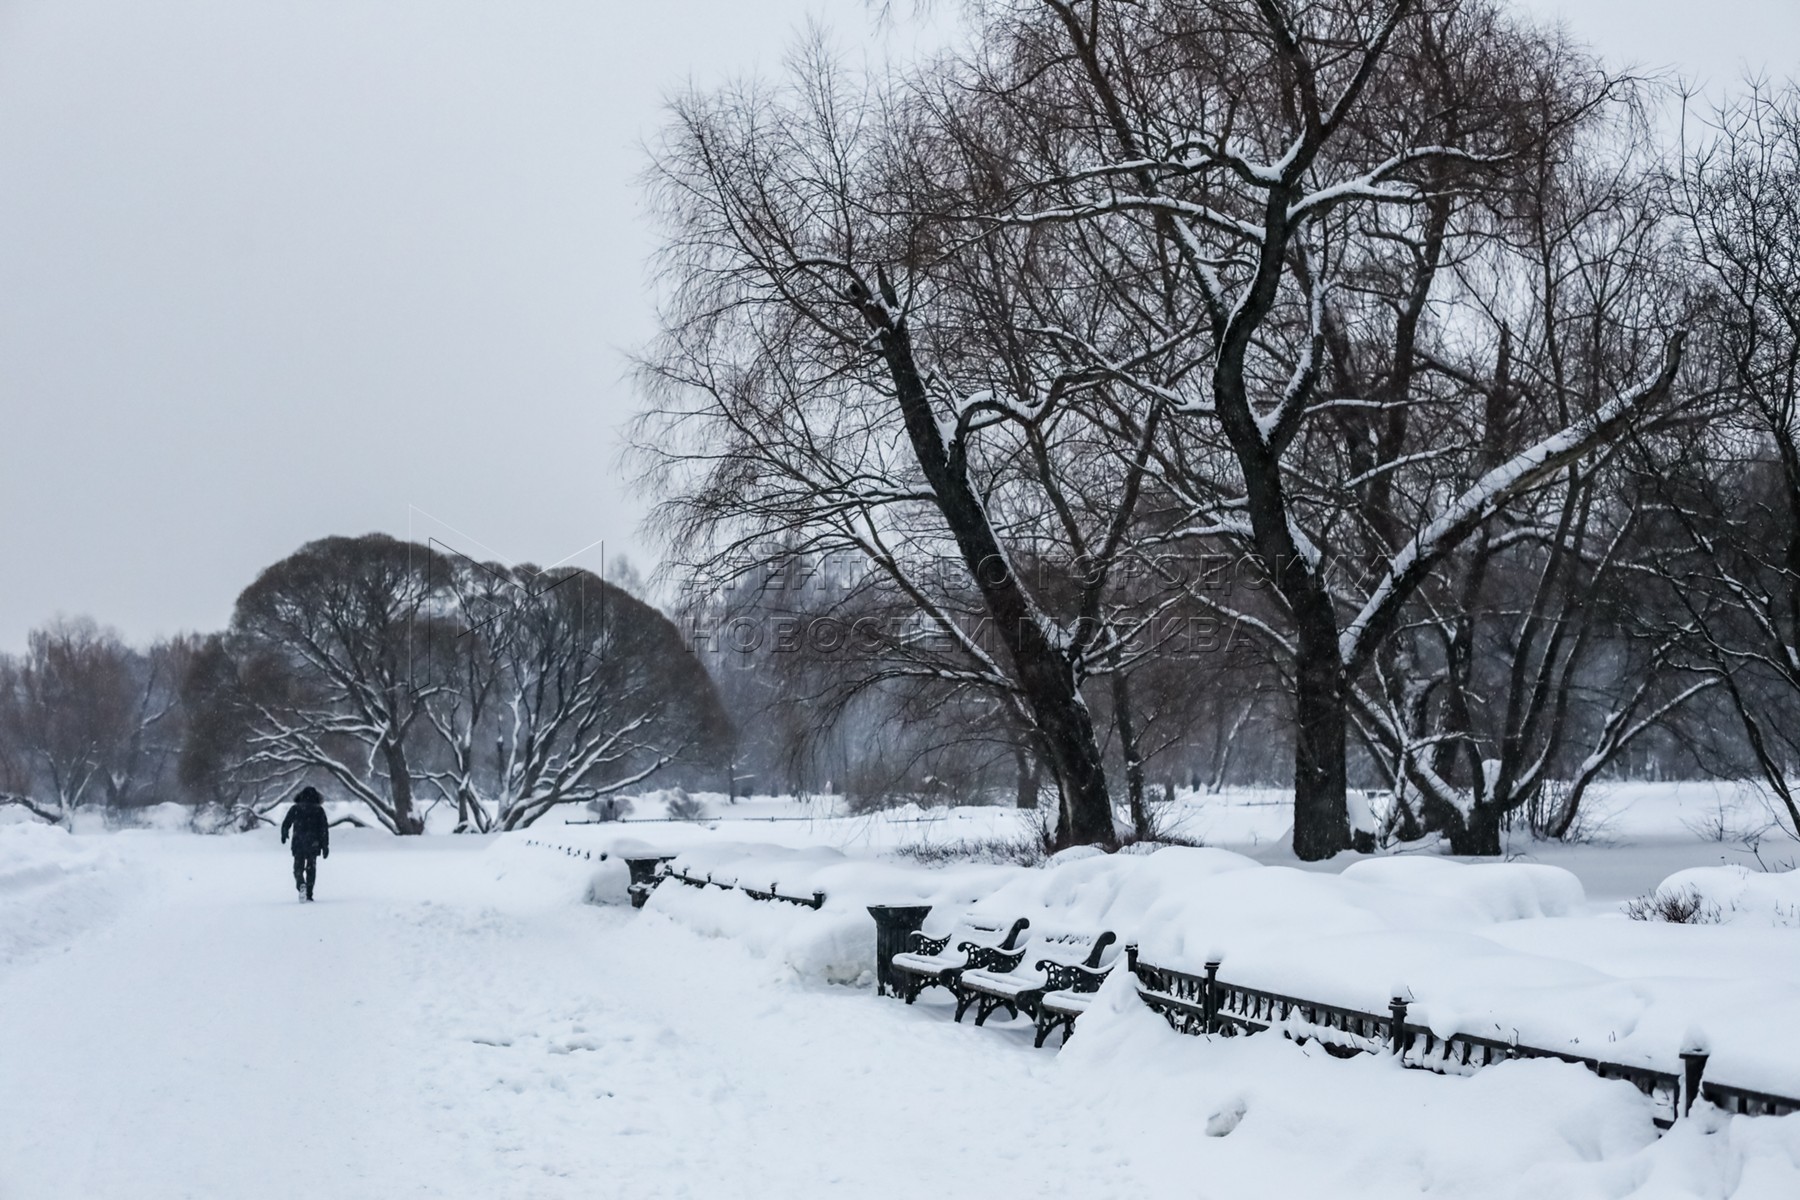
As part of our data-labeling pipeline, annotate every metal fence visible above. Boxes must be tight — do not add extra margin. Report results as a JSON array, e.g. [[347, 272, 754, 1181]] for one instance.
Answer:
[[1128, 948, 1797, 1127], [661, 864, 826, 909]]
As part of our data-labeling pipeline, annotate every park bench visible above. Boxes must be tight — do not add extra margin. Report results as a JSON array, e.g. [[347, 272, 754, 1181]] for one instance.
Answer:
[[954, 930, 1118, 1036], [1033, 956, 1119, 1047], [889, 915, 1031, 1005]]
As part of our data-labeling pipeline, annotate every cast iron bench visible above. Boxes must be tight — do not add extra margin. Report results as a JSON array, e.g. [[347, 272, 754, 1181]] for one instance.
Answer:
[[954, 930, 1118, 1036], [889, 915, 1031, 1005], [1033, 957, 1118, 1047]]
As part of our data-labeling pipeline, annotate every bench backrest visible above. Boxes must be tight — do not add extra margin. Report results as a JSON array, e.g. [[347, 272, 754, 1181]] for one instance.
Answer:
[[953, 915, 1031, 951], [1031, 929, 1118, 969]]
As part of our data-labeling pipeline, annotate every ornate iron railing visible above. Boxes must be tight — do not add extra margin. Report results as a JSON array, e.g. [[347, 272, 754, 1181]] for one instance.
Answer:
[[1128, 948, 1792, 1128], [662, 864, 826, 909]]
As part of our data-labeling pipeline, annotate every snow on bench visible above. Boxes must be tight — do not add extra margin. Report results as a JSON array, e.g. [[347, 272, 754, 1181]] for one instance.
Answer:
[[889, 916, 1030, 1005], [954, 930, 1118, 1042], [1036, 969, 1114, 1048]]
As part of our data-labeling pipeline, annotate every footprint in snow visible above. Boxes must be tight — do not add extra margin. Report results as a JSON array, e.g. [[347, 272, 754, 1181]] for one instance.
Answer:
[[1205, 1097, 1247, 1137]]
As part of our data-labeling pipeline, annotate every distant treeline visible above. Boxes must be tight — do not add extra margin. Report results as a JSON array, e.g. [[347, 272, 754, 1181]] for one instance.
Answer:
[[0, 534, 729, 833]]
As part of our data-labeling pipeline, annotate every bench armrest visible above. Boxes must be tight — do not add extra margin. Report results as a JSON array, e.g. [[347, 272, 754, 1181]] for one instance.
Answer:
[[960, 943, 1028, 974], [907, 930, 952, 956], [1038, 959, 1112, 994]]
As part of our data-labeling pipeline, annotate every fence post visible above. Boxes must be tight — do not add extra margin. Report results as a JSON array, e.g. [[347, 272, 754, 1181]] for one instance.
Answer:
[[1680, 1039, 1710, 1118], [1389, 994, 1410, 1057], [1203, 958, 1222, 1034]]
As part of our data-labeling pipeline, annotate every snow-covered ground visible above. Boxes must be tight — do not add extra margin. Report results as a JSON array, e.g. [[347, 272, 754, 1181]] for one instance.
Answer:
[[2, 784, 1798, 1198]]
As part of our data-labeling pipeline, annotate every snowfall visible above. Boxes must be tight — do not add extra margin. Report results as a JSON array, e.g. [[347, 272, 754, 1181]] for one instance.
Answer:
[[3, 785, 1799, 1199]]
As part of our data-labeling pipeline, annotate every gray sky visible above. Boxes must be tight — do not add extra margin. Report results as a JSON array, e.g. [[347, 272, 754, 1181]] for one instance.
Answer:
[[0, 0, 1794, 652]]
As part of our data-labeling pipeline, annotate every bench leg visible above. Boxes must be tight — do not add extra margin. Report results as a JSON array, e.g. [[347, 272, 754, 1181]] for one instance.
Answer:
[[1034, 1014, 1055, 1048], [974, 995, 1020, 1027], [953, 989, 977, 1023]]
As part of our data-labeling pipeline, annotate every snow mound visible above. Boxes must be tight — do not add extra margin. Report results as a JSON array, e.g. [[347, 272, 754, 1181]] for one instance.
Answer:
[[0, 821, 112, 895], [0, 822, 134, 970], [483, 834, 629, 908], [1339, 857, 1587, 922], [648, 884, 876, 985], [1652, 864, 1800, 927]]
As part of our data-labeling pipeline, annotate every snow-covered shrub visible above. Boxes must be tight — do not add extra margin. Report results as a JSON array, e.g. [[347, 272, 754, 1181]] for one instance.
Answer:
[[1622, 885, 1722, 924], [893, 835, 1047, 867], [664, 788, 706, 821], [586, 795, 635, 823], [1647, 864, 1800, 926]]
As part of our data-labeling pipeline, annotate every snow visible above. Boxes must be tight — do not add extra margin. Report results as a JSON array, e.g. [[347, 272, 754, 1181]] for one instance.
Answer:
[[1655, 864, 1800, 926], [0, 821, 138, 969], [2, 785, 1798, 1197]]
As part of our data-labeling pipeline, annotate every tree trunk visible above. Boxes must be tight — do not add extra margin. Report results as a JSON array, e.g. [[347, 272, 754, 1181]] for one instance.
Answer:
[[1291, 612, 1351, 861], [854, 274, 1115, 848], [382, 738, 422, 835], [1013, 745, 1041, 810], [1447, 801, 1503, 856], [1110, 666, 1150, 839]]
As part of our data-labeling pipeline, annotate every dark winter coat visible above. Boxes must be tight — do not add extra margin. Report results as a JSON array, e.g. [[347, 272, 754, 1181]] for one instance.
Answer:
[[281, 796, 330, 858]]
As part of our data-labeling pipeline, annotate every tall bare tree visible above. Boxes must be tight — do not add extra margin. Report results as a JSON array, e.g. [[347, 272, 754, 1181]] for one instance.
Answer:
[[1646, 80, 1800, 837], [0, 620, 182, 826], [636, 0, 1689, 856], [226, 534, 447, 834], [423, 562, 728, 831]]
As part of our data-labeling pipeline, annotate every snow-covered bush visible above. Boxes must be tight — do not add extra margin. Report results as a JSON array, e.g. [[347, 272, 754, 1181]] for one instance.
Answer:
[[1643, 865, 1800, 926], [1622, 886, 1723, 925], [586, 795, 635, 823], [893, 835, 1047, 867], [664, 788, 706, 821]]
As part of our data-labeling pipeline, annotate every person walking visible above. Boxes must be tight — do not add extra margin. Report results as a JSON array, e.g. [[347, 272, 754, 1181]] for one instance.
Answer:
[[279, 786, 330, 901]]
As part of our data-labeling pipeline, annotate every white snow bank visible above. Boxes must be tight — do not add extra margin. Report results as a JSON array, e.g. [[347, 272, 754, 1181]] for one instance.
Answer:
[[1652, 864, 1800, 927], [591, 839, 1800, 1099], [648, 883, 876, 984], [119, 801, 201, 832], [640, 841, 1021, 985], [1340, 855, 1587, 922], [1059, 966, 1800, 1199], [0, 822, 135, 971], [482, 834, 630, 908]]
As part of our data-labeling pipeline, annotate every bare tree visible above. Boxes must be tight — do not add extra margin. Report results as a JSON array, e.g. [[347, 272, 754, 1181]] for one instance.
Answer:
[[178, 633, 291, 828], [637, 40, 1158, 846], [0, 619, 180, 826], [1647, 80, 1800, 837], [226, 534, 447, 834], [634, 1, 1690, 857], [956, 0, 1687, 856], [423, 563, 728, 831], [1330, 59, 1716, 851]]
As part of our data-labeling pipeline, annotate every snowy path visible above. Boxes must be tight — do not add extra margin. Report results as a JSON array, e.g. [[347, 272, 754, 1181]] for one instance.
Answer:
[[0, 835, 1124, 1200], [7, 830, 1800, 1200]]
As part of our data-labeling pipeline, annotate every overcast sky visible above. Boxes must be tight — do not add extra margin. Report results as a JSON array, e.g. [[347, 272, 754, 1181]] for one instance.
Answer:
[[1, 0, 1794, 653]]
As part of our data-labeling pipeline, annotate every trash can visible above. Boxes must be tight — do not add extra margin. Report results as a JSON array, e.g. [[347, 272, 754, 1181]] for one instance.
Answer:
[[867, 904, 933, 997], [624, 855, 676, 908]]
